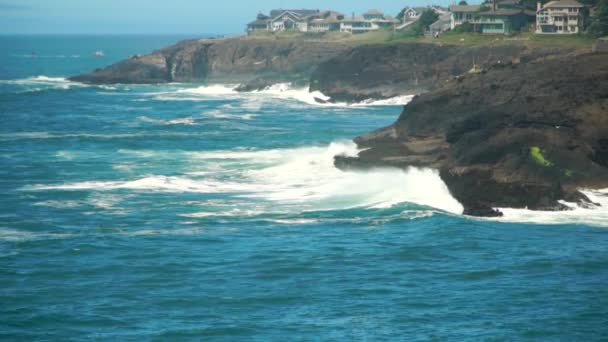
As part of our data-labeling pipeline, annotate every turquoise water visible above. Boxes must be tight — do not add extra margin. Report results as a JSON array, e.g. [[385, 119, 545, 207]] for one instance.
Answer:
[[1, 35, 608, 340]]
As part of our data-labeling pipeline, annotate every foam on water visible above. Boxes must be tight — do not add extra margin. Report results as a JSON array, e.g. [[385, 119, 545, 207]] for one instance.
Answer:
[[137, 116, 197, 126], [146, 82, 413, 107], [23, 141, 464, 215], [0, 75, 116, 93], [493, 189, 608, 227]]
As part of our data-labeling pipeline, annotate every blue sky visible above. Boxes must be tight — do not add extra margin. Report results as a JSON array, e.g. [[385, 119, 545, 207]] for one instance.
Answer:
[[0, 0, 452, 35]]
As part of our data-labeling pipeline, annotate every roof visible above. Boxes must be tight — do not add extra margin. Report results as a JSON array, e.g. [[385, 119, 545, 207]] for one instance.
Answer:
[[364, 9, 383, 15], [478, 9, 526, 16], [342, 16, 367, 22], [541, 0, 584, 9], [269, 9, 321, 18], [248, 19, 269, 26], [449, 5, 481, 12], [498, 0, 521, 5]]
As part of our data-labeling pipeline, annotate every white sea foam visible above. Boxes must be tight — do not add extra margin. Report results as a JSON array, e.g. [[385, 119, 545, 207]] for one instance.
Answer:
[[137, 116, 197, 126], [492, 189, 608, 227], [0, 227, 72, 242], [148, 82, 413, 107], [205, 110, 257, 120], [1, 75, 117, 93], [24, 141, 464, 215]]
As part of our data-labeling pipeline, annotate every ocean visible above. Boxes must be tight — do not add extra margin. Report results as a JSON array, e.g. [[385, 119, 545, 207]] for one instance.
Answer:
[[1, 35, 607, 340]]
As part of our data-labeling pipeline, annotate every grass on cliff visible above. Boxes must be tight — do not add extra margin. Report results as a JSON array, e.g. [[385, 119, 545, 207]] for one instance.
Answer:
[[246, 29, 596, 50], [530, 146, 553, 167]]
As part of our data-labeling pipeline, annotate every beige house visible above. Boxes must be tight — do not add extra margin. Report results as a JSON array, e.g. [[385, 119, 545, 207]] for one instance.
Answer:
[[536, 0, 586, 34], [450, 5, 481, 29]]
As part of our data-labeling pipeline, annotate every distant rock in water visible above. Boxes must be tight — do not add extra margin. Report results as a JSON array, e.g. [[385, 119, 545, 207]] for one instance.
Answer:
[[69, 37, 351, 85], [336, 52, 608, 216]]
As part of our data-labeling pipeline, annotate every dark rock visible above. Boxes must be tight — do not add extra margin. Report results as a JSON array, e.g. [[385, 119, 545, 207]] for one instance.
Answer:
[[311, 43, 571, 103], [70, 37, 351, 85], [335, 52, 608, 216]]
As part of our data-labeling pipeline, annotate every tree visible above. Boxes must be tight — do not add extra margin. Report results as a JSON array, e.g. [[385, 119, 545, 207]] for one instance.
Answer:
[[396, 8, 406, 21], [459, 0, 469, 5], [588, 0, 608, 37], [411, 9, 440, 35]]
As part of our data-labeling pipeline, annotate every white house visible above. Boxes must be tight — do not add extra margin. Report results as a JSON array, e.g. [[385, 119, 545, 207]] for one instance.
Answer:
[[536, 0, 587, 34], [449, 4, 481, 29]]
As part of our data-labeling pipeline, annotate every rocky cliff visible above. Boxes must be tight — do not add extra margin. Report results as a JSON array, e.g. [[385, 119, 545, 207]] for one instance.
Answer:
[[70, 37, 352, 85], [311, 43, 572, 103], [335, 52, 608, 216]]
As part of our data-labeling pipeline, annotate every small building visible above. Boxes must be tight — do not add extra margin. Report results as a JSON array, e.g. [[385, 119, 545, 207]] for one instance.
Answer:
[[340, 16, 376, 34], [474, 9, 529, 34], [308, 12, 345, 33], [536, 0, 586, 34], [450, 5, 481, 29], [401, 6, 430, 22], [340, 10, 398, 34]]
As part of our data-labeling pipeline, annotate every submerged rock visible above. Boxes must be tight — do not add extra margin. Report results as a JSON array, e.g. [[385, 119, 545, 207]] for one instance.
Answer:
[[336, 52, 608, 216]]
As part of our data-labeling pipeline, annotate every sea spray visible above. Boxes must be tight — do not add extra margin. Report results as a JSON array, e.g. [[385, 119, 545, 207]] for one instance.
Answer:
[[22, 141, 464, 215]]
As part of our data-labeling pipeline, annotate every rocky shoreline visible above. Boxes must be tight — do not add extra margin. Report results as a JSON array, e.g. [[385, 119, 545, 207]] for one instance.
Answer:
[[70, 37, 352, 86], [335, 52, 608, 216], [71, 36, 608, 216]]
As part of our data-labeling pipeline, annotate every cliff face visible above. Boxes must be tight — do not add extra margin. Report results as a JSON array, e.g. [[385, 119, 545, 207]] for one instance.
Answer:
[[311, 43, 571, 102], [335, 52, 608, 216], [70, 37, 352, 84]]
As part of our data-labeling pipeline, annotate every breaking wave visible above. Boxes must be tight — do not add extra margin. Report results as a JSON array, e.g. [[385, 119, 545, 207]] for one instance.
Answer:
[[493, 189, 608, 227], [147, 82, 413, 107], [0, 75, 116, 93], [22, 141, 464, 215]]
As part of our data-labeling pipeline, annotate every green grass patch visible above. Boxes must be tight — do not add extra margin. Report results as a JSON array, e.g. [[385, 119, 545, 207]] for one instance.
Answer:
[[244, 30, 596, 50], [530, 146, 553, 167]]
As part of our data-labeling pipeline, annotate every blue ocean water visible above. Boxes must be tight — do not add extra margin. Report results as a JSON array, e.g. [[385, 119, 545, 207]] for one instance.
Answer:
[[1, 35, 608, 340]]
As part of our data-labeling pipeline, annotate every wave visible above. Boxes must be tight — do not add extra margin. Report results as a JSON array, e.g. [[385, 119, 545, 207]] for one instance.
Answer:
[[146, 82, 413, 107], [22, 141, 464, 215], [0, 227, 73, 242], [492, 189, 608, 227], [252, 83, 414, 107], [0, 75, 116, 93], [137, 116, 197, 126]]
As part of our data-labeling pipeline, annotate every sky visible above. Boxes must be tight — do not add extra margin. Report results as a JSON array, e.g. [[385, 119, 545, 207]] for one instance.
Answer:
[[0, 0, 453, 35]]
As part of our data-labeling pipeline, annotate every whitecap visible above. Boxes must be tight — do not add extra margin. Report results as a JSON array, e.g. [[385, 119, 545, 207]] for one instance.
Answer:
[[23, 141, 464, 215], [137, 116, 197, 126], [492, 189, 608, 227]]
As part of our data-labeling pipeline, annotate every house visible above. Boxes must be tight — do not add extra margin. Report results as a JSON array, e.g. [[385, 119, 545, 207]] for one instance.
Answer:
[[474, 9, 529, 34], [247, 9, 326, 33], [401, 6, 429, 22], [246, 8, 397, 35], [450, 5, 481, 29], [308, 12, 345, 33], [536, 0, 587, 34], [269, 9, 322, 32], [247, 13, 273, 34], [340, 10, 398, 34]]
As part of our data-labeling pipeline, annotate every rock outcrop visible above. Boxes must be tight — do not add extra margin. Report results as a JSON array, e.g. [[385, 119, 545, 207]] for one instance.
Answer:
[[70, 37, 352, 85], [311, 43, 571, 103], [335, 52, 608, 216]]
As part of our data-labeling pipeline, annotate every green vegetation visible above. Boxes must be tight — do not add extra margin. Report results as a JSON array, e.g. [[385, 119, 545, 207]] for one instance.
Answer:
[[588, 0, 608, 37], [412, 10, 440, 36], [530, 147, 553, 167], [246, 28, 597, 50]]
